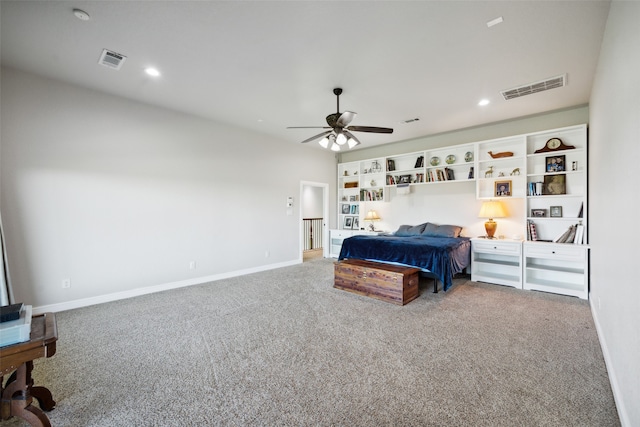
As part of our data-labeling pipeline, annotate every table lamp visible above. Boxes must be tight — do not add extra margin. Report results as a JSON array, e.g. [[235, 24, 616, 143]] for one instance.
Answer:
[[365, 210, 381, 231], [478, 200, 506, 238]]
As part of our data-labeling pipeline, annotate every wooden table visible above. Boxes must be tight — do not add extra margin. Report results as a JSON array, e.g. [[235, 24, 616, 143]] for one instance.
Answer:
[[1, 313, 58, 427]]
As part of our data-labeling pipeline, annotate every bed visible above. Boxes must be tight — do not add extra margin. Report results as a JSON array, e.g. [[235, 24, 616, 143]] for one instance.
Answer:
[[337, 223, 471, 292]]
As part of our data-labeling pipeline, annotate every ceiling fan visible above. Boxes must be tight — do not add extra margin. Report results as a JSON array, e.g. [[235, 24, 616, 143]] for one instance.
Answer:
[[287, 88, 393, 151]]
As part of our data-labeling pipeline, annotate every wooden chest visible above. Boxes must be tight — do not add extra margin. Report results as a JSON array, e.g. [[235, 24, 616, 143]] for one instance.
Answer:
[[334, 259, 420, 305]]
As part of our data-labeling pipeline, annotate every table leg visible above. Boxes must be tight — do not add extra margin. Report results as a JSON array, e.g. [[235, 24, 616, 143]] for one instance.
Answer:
[[0, 363, 53, 427]]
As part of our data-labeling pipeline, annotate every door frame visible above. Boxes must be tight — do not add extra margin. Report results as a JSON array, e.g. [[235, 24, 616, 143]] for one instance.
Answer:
[[299, 181, 330, 260]]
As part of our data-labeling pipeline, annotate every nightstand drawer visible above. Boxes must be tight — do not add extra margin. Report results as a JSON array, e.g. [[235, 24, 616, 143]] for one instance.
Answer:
[[331, 230, 353, 239], [524, 243, 586, 260], [472, 240, 521, 256]]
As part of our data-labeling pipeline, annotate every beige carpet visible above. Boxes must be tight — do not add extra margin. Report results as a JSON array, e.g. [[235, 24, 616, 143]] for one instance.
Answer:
[[4, 257, 619, 426]]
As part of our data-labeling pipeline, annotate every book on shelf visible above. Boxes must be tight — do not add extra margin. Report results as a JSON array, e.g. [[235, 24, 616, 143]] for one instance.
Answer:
[[360, 189, 384, 201], [527, 181, 544, 196], [445, 167, 455, 180], [414, 156, 424, 168], [387, 159, 395, 171], [577, 202, 584, 218], [553, 225, 572, 243], [573, 224, 584, 244], [528, 220, 538, 241], [554, 224, 583, 244]]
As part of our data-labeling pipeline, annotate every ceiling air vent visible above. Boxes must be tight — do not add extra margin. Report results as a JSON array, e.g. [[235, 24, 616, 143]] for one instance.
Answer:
[[501, 74, 566, 100], [98, 49, 127, 70]]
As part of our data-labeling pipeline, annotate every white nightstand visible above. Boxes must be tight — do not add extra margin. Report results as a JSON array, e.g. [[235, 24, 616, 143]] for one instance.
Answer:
[[329, 229, 381, 258], [523, 242, 589, 299], [471, 238, 523, 288]]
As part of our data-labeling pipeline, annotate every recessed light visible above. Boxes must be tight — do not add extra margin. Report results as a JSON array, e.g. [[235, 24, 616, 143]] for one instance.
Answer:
[[73, 8, 90, 21], [487, 16, 503, 28], [145, 67, 161, 77], [478, 99, 490, 106]]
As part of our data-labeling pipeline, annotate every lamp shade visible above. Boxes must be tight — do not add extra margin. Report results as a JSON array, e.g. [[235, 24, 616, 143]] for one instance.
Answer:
[[478, 201, 506, 219], [478, 200, 506, 238], [365, 210, 381, 221]]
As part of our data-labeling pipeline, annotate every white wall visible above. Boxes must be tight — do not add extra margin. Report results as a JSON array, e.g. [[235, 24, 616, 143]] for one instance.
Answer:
[[589, 2, 640, 425], [302, 185, 323, 218], [0, 67, 337, 310]]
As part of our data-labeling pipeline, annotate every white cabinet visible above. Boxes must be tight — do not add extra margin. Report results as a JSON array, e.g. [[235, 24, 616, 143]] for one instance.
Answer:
[[329, 229, 379, 258], [525, 125, 588, 244], [471, 238, 522, 288], [338, 159, 386, 232], [523, 242, 589, 299]]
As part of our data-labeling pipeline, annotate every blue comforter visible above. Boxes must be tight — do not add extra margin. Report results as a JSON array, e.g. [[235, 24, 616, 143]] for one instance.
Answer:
[[338, 235, 471, 291]]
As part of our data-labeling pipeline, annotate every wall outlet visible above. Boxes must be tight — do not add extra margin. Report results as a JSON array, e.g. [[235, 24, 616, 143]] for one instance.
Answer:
[[189, 261, 196, 270], [62, 279, 71, 289]]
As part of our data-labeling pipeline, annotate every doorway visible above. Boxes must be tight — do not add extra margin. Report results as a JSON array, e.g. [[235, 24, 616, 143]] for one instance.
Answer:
[[300, 181, 329, 262]]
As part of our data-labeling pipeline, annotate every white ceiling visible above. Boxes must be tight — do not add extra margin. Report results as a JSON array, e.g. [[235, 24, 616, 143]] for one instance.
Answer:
[[1, 1, 610, 150]]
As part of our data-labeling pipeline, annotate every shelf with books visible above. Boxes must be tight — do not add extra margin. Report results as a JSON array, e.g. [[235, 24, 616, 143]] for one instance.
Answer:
[[424, 143, 475, 184], [524, 124, 587, 246], [385, 151, 425, 186], [523, 124, 588, 299]]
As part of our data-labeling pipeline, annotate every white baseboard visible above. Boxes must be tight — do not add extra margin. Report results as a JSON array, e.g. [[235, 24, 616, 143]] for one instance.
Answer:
[[32, 259, 301, 315], [590, 298, 629, 427]]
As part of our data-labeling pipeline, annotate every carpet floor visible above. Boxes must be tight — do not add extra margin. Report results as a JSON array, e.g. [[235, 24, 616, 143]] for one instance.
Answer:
[[3, 257, 619, 426]]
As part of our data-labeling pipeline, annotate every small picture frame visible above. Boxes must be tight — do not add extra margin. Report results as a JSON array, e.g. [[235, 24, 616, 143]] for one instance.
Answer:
[[350, 204, 359, 215], [349, 195, 358, 202], [341, 204, 350, 214], [544, 174, 566, 195], [399, 174, 412, 184], [352, 217, 360, 230], [546, 155, 566, 172], [531, 209, 547, 217], [550, 206, 563, 218], [495, 180, 512, 197], [343, 216, 353, 229]]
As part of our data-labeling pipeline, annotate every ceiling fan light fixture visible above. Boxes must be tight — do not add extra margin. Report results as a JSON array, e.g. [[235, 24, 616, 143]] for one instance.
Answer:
[[330, 141, 341, 151], [318, 136, 330, 148], [347, 137, 360, 149], [335, 132, 347, 145]]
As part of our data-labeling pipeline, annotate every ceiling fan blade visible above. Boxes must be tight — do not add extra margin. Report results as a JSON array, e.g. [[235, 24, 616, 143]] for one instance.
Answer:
[[336, 111, 356, 128], [287, 126, 331, 129], [348, 125, 394, 134], [300, 130, 332, 144]]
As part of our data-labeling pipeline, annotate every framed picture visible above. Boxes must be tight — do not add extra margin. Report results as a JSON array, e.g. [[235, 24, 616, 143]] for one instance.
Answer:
[[550, 206, 563, 217], [546, 155, 566, 172], [341, 204, 350, 214], [531, 209, 547, 217], [343, 216, 353, 229], [350, 204, 359, 214], [352, 217, 360, 230], [495, 180, 512, 197], [544, 174, 566, 195], [349, 195, 358, 202], [399, 174, 412, 184]]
